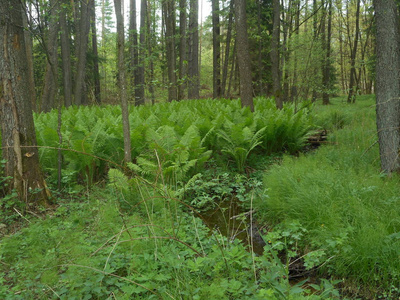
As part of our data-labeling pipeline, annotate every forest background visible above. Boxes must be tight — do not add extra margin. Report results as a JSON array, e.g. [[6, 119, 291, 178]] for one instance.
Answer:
[[3, 0, 400, 299]]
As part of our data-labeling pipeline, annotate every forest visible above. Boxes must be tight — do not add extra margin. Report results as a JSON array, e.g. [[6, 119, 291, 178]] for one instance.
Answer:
[[1, 0, 400, 299]]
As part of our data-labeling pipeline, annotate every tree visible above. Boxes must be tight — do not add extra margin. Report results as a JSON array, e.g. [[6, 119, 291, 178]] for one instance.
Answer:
[[0, 0, 50, 204], [59, 0, 73, 107], [374, 0, 400, 173], [347, 0, 361, 103], [163, 0, 178, 102], [74, 0, 90, 105], [114, 0, 132, 162], [188, 0, 199, 99], [41, 0, 59, 112], [271, 0, 282, 109], [212, 0, 222, 98], [234, 0, 254, 111]]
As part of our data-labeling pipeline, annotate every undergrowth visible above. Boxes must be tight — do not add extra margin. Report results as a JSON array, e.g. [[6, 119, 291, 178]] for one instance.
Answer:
[[256, 95, 400, 298]]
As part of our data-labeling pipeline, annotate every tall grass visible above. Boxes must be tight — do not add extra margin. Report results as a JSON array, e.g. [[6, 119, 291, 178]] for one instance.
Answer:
[[256, 96, 400, 293]]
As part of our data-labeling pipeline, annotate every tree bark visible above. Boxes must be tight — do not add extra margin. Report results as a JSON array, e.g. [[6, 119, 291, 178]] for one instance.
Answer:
[[347, 0, 361, 103], [222, 0, 234, 98], [41, 0, 59, 112], [178, 0, 187, 100], [21, 2, 36, 112], [271, 0, 282, 109], [188, 0, 199, 99], [212, 0, 221, 98], [60, 0, 73, 107], [234, 0, 254, 111], [114, 0, 132, 162], [90, 0, 101, 104], [0, 0, 50, 205], [322, 0, 332, 105], [163, 0, 177, 102], [374, 0, 400, 174], [74, 0, 90, 105], [136, 0, 146, 105]]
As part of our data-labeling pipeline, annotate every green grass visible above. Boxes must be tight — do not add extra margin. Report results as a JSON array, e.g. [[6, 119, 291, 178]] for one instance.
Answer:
[[256, 95, 400, 296]]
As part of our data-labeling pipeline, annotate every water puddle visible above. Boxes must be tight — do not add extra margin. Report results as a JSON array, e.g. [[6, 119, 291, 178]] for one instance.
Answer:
[[199, 198, 266, 255]]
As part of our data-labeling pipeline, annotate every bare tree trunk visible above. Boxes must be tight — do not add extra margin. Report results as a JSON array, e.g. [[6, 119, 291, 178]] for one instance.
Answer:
[[188, 0, 199, 99], [41, 0, 59, 112], [147, 0, 155, 102], [90, 0, 101, 104], [136, 0, 146, 105], [163, 0, 177, 102], [212, 0, 221, 98], [114, 0, 132, 162], [178, 0, 187, 100], [222, 0, 234, 98], [0, 0, 50, 205], [322, 0, 332, 105], [60, 0, 73, 107], [22, 2, 36, 112], [271, 0, 282, 109], [374, 0, 400, 173], [74, 0, 90, 105], [347, 0, 361, 103], [234, 0, 254, 111]]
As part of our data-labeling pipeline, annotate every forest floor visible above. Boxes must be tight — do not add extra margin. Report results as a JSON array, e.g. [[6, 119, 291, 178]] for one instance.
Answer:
[[1, 95, 400, 299]]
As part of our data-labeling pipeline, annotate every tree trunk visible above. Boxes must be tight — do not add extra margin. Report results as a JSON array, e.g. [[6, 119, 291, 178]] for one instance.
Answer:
[[163, 0, 177, 102], [188, 0, 199, 99], [114, 0, 132, 162], [322, 0, 332, 105], [347, 0, 361, 103], [271, 0, 282, 109], [374, 0, 400, 174], [0, 0, 50, 205], [60, 0, 73, 107], [212, 0, 221, 98], [41, 0, 59, 112], [234, 0, 254, 111], [222, 0, 234, 98], [129, 0, 139, 104], [21, 2, 36, 112], [74, 0, 90, 105], [178, 0, 187, 100], [136, 0, 146, 105], [90, 0, 101, 104], [147, 0, 155, 103]]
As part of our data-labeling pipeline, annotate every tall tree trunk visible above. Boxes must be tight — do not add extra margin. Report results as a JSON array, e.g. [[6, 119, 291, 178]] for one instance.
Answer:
[[178, 0, 187, 100], [147, 0, 155, 102], [347, 0, 361, 103], [222, 0, 234, 98], [212, 0, 221, 98], [74, 0, 90, 105], [271, 0, 282, 109], [234, 0, 254, 111], [0, 0, 50, 205], [136, 0, 146, 105], [90, 0, 101, 104], [60, 0, 73, 107], [114, 0, 132, 162], [163, 0, 177, 102], [41, 0, 59, 112], [374, 0, 400, 174], [322, 0, 332, 105], [22, 2, 36, 112], [188, 0, 199, 99], [129, 0, 139, 104]]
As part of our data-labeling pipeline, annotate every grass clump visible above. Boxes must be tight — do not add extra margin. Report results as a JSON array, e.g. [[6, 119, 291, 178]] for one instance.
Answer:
[[256, 95, 400, 295]]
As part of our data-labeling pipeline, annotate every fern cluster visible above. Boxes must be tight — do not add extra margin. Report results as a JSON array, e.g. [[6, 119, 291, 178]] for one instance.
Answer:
[[30, 98, 315, 187]]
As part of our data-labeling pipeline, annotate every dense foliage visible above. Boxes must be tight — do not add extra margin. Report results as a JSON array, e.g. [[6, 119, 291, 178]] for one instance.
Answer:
[[33, 98, 314, 189]]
